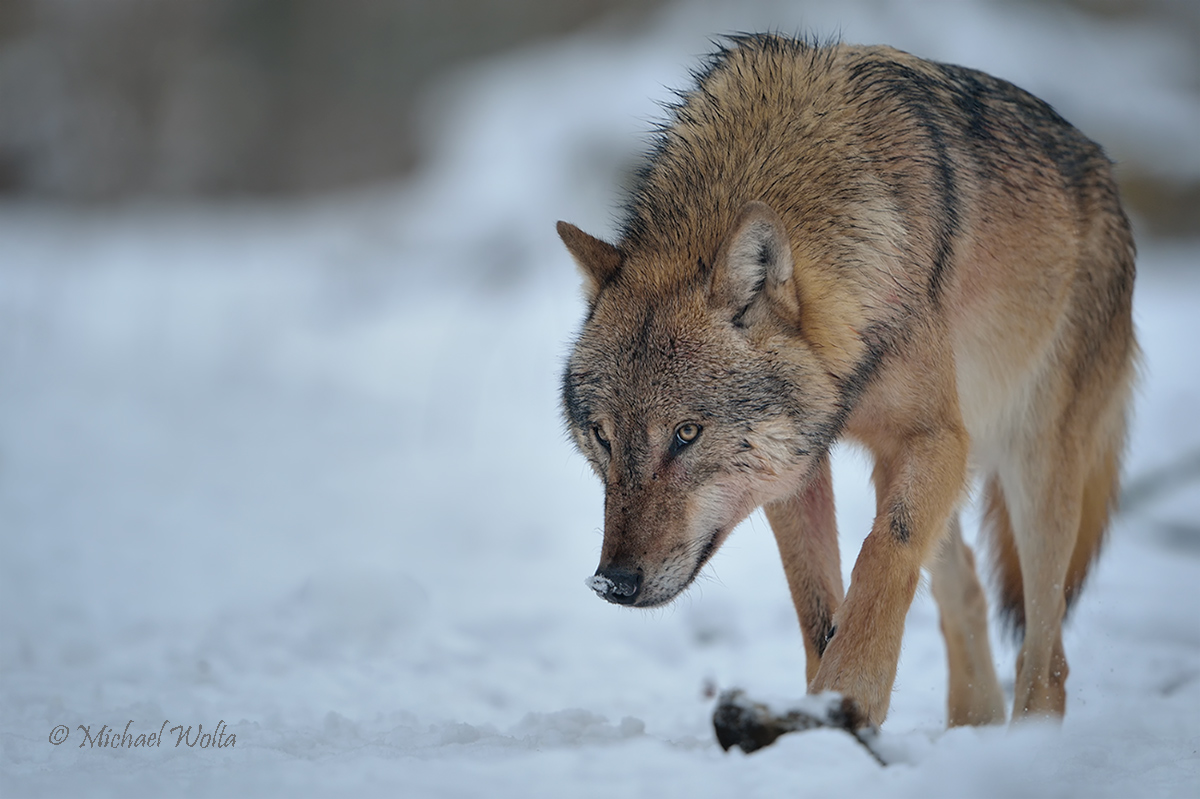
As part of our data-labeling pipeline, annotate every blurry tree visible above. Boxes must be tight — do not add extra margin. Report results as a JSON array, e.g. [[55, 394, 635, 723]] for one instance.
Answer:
[[1049, 0, 1200, 238], [0, 0, 665, 199]]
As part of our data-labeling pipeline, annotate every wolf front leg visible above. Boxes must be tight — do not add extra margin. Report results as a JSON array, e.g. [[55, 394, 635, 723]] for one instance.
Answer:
[[809, 415, 969, 726], [765, 457, 844, 684]]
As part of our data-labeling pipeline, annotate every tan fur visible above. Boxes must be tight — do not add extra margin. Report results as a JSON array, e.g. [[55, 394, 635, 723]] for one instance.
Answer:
[[930, 518, 1006, 726], [559, 35, 1137, 727], [764, 458, 842, 685]]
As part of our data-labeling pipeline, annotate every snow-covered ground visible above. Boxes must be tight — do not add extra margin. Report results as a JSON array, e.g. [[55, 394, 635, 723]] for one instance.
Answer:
[[2, 1, 1198, 796]]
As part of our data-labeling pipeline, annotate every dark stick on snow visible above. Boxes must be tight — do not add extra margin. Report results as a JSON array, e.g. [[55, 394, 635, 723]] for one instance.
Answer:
[[713, 689, 888, 766]]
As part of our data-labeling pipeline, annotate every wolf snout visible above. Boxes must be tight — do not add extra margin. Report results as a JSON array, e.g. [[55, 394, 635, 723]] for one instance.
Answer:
[[587, 566, 643, 605]]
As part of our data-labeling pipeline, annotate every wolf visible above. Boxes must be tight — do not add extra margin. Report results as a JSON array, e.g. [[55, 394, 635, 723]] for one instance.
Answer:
[[558, 34, 1136, 728]]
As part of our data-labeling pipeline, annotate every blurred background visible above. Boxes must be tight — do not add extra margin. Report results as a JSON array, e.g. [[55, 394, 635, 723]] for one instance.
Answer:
[[0, 0, 1196, 235], [0, 0, 662, 199], [1, 1, 1198, 795]]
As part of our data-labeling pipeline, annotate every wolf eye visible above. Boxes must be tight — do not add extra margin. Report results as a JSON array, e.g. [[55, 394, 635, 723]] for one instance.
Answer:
[[674, 423, 701, 448], [591, 424, 611, 453]]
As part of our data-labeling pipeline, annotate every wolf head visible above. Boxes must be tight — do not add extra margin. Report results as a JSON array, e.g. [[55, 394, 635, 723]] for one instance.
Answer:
[[560, 202, 841, 607]]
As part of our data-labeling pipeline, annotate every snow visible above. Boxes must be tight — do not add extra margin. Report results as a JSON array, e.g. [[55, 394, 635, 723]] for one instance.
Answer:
[[587, 574, 616, 597], [2, 0, 1199, 796]]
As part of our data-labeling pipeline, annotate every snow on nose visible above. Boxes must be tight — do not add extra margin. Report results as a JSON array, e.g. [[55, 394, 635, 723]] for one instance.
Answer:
[[587, 568, 642, 605]]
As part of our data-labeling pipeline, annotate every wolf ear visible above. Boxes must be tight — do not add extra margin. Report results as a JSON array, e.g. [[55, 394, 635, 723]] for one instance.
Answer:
[[710, 201, 798, 325], [557, 221, 623, 301]]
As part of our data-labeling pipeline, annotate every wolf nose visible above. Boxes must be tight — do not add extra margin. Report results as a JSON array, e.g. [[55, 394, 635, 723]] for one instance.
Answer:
[[588, 567, 642, 605]]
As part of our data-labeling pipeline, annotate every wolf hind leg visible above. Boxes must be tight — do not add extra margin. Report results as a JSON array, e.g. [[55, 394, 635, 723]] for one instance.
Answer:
[[1001, 408, 1125, 720], [1000, 451, 1078, 720], [765, 457, 843, 684], [997, 419, 1087, 720], [930, 515, 1006, 726], [1008, 419, 1128, 719]]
